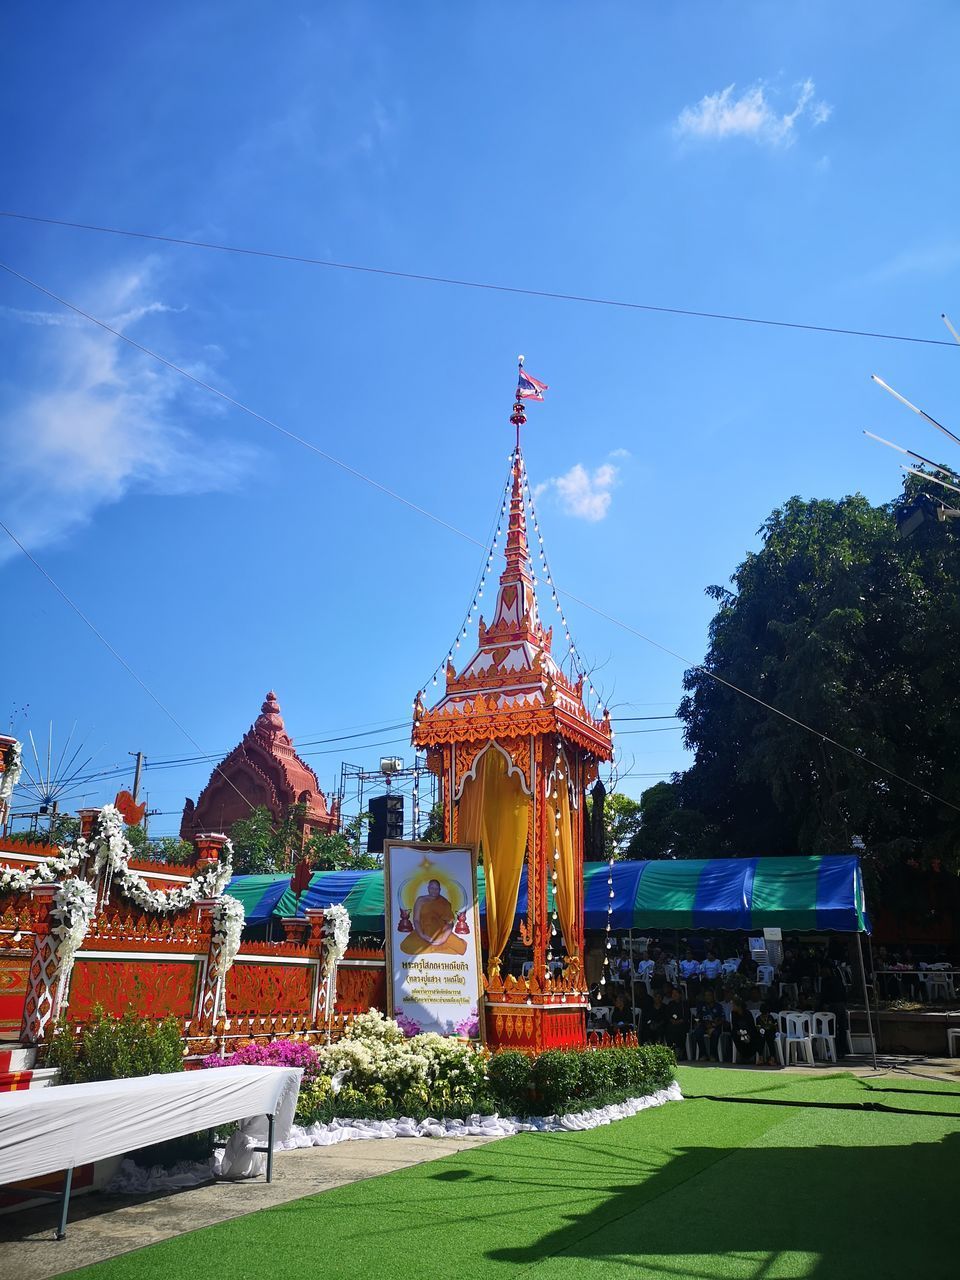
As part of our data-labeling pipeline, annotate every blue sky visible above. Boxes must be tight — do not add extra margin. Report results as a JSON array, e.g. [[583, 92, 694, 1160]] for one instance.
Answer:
[[2, 3, 959, 834]]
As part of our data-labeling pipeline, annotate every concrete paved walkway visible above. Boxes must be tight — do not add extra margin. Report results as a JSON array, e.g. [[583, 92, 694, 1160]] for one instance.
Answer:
[[0, 1134, 497, 1280]]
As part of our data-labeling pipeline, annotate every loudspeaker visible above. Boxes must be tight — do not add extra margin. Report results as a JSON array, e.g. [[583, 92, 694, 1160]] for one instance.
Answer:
[[367, 792, 404, 851]]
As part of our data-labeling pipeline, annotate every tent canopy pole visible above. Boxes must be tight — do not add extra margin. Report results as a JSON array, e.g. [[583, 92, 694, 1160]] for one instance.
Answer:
[[855, 931, 878, 1071]]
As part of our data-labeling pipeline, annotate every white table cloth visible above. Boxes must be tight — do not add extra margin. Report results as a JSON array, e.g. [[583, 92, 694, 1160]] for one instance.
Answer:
[[0, 1065, 302, 1185]]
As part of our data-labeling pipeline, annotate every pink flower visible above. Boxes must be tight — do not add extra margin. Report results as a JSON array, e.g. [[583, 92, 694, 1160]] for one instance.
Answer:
[[202, 1038, 322, 1080]]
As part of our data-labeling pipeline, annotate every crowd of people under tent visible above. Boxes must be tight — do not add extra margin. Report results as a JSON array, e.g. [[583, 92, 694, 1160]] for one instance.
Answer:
[[586, 936, 858, 1066]]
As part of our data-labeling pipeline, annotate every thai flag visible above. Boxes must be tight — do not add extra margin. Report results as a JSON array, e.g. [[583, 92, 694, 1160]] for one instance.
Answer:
[[517, 368, 548, 401]]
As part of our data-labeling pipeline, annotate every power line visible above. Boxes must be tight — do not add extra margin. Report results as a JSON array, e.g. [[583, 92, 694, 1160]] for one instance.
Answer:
[[2, 210, 957, 349], [4, 263, 959, 820]]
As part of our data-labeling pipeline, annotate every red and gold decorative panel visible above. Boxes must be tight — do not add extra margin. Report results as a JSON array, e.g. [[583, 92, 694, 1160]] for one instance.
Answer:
[[0, 955, 30, 1038], [335, 965, 386, 1014], [485, 1004, 586, 1054], [226, 961, 312, 1016], [68, 959, 199, 1020]]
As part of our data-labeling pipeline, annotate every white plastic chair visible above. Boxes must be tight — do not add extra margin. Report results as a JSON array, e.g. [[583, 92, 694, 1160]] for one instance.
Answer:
[[663, 960, 679, 985], [721, 958, 741, 976], [811, 1011, 837, 1063], [779, 981, 799, 1002], [784, 1013, 815, 1066], [756, 964, 774, 990], [591, 1006, 611, 1028]]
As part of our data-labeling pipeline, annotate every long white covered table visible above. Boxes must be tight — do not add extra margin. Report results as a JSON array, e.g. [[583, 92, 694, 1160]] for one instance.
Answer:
[[0, 1065, 302, 1238]]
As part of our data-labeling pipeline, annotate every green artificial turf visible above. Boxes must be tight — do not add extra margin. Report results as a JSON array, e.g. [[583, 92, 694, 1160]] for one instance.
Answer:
[[60, 1068, 960, 1280]]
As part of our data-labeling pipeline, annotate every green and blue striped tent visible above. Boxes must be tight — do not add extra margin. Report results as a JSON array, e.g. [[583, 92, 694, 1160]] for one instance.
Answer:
[[228, 854, 869, 934]]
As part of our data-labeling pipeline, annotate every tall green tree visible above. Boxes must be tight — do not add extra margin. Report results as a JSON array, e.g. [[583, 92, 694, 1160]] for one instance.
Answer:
[[637, 481, 960, 895], [583, 791, 643, 860]]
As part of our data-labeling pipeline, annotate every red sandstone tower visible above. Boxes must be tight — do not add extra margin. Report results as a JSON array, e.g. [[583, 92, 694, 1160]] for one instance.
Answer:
[[181, 692, 338, 848]]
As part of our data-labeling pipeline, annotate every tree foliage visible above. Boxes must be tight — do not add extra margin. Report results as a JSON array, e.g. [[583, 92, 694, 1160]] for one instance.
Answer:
[[635, 482, 960, 892], [229, 803, 378, 873], [585, 791, 643, 860], [305, 812, 379, 870]]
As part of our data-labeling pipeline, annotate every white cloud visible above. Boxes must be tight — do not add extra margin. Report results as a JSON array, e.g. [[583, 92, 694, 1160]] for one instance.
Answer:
[[537, 461, 620, 522], [0, 263, 256, 562], [675, 79, 831, 147]]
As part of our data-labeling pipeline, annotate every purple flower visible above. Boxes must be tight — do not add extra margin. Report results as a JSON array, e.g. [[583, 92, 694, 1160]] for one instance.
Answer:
[[455, 1016, 480, 1038], [394, 1013, 422, 1038]]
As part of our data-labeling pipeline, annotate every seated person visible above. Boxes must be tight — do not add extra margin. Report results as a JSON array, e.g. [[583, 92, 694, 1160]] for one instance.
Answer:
[[664, 986, 688, 1059], [609, 991, 633, 1033], [754, 1004, 780, 1066], [701, 949, 723, 981], [641, 992, 668, 1045], [679, 948, 701, 980], [400, 880, 467, 954], [730, 996, 763, 1063], [691, 988, 726, 1061]]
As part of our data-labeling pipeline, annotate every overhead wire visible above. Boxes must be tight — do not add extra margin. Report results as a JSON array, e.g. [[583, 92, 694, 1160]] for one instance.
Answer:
[[3, 261, 960, 818], [2, 210, 958, 349]]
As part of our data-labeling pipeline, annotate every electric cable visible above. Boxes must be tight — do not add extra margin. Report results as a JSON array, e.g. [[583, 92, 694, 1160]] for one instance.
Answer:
[[2, 210, 957, 349], [4, 261, 959, 818]]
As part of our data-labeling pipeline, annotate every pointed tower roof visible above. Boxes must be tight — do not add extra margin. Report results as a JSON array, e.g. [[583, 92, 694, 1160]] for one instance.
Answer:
[[413, 446, 612, 759]]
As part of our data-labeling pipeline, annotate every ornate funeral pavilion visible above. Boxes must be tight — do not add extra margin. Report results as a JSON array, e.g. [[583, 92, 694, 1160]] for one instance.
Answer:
[[413, 376, 613, 1051], [181, 692, 338, 845]]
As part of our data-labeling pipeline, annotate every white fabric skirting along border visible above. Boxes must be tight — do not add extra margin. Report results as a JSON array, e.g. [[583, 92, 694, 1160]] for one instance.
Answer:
[[107, 1082, 683, 1193], [281, 1081, 683, 1148]]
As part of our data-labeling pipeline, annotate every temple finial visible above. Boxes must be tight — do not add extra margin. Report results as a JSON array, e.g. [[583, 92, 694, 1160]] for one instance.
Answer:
[[510, 356, 527, 452]]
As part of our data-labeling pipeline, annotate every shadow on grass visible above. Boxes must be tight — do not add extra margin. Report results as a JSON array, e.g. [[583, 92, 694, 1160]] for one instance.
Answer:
[[484, 1129, 960, 1276]]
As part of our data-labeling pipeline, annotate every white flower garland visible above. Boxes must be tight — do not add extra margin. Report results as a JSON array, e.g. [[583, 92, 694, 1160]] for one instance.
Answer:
[[211, 894, 245, 977], [50, 876, 96, 970], [0, 845, 83, 894], [90, 805, 233, 912], [0, 739, 23, 805], [321, 903, 351, 971]]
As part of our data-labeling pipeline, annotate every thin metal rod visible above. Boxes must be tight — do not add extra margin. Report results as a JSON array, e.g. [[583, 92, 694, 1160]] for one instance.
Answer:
[[855, 933, 879, 1071], [266, 1114, 275, 1183], [872, 374, 960, 448], [863, 430, 959, 479], [901, 465, 960, 497], [56, 1166, 73, 1240]]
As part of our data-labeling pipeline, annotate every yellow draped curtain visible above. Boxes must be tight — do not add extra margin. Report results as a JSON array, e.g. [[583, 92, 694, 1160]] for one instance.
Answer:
[[548, 775, 577, 961], [457, 747, 528, 968]]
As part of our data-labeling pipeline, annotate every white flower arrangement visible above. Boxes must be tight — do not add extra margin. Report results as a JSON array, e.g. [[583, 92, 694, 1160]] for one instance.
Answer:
[[321, 902, 351, 970], [50, 876, 96, 970], [0, 739, 23, 805], [89, 805, 234, 913], [210, 894, 245, 977]]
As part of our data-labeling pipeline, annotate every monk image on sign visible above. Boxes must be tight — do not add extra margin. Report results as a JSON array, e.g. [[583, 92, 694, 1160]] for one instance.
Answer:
[[400, 879, 468, 955]]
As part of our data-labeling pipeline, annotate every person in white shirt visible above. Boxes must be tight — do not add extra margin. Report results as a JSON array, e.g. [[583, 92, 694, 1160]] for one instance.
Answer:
[[701, 949, 722, 980]]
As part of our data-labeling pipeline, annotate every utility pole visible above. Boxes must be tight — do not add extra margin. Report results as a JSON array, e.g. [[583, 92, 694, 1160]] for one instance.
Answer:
[[129, 751, 144, 803]]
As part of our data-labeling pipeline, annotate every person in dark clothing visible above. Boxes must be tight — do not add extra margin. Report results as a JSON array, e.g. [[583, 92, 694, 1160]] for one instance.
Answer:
[[754, 1004, 780, 1066], [642, 992, 668, 1045], [730, 996, 763, 1064], [691, 989, 726, 1061], [664, 986, 688, 1060], [610, 991, 633, 1034]]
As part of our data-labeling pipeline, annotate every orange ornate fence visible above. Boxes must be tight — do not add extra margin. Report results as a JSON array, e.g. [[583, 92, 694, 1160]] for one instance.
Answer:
[[0, 832, 389, 1052]]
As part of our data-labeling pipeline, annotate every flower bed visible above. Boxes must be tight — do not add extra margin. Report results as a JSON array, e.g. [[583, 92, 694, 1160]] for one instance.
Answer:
[[202, 1011, 678, 1129]]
